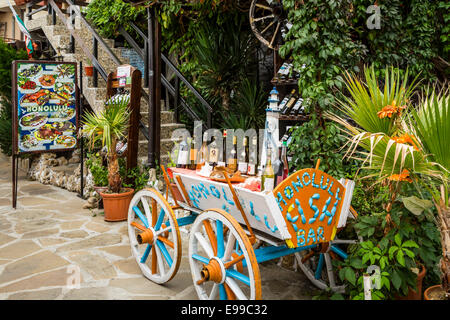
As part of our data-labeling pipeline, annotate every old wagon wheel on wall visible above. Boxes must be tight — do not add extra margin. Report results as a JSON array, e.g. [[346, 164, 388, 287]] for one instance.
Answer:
[[249, 0, 291, 50]]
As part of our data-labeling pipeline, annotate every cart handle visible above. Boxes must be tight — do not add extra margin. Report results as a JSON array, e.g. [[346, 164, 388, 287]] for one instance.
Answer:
[[160, 165, 179, 207], [223, 172, 257, 245]]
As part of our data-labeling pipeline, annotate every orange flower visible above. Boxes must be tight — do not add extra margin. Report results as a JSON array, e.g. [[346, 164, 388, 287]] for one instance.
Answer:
[[377, 100, 407, 119], [391, 133, 420, 151], [388, 169, 412, 183]]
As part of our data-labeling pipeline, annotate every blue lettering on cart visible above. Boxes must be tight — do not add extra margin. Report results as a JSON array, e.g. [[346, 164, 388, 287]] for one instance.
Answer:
[[286, 208, 299, 232], [291, 176, 304, 192], [249, 201, 261, 221], [198, 183, 210, 198], [327, 181, 334, 197], [302, 172, 311, 186], [222, 187, 235, 206], [295, 198, 307, 224], [276, 192, 287, 211], [209, 185, 221, 199], [308, 193, 320, 224], [297, 229, 306, 246], [188, 190, 200, 208], [221, 204, 230, 213], [335, 187, 342, 201], [320, 196, 339, 225], [317, 226, 325, 241], [311, 172, 320, 188], [264, 214, 278, 233], [192, 185, 202, 198], [320, 176, 329, 190], [306, 227, 316, 244], [284, 186, 294, 200]]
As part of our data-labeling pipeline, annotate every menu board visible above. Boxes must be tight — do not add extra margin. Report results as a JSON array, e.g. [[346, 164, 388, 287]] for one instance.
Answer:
[[12, 61, 78, 154]]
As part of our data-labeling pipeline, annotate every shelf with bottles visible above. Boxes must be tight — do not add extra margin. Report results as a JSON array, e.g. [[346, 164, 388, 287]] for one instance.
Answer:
[[173, 130, 291, 193], [271, 60, 305, 86]]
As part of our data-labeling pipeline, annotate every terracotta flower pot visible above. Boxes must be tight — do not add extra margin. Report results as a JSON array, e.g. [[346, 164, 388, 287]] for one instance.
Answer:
[[170, 183, 185, 203], [100, 188, 134, 222], [84, 66, 94, 77], [396, 265, 426, 300], [424, 285, 447, 300]]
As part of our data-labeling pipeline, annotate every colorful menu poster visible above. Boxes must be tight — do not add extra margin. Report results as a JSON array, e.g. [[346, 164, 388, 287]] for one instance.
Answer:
[[12, 61, 78, 154]]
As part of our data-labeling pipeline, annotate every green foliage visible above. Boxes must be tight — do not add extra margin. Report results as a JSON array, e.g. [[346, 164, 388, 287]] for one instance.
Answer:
[[0, 99, 13, 156], [119, 158, 149, 192], [86, 153, 108, 187]]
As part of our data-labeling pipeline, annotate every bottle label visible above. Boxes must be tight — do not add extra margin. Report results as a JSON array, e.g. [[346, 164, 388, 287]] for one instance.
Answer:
[[209, 149, 219, 163], [178, 151, 189, 165], [263, 177, 274, 191], [238, 162, 248, 173], [247, 163, 256, 175], [190, 149, 196, 162]]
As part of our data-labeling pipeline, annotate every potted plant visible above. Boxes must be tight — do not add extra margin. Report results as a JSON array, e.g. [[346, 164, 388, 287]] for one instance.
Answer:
[[83, 96, 133, 221], [84, 58, 94, 77]]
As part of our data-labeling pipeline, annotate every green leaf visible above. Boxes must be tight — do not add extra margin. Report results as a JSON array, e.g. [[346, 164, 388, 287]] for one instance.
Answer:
[[402, 240, 419, 248], [388, 246, 398, 259], [402, 196, 433, 215], [391, 270, 402, 290], [394, 233, 402, 246], [345, 267, 356, 286], [350, 258, 364, 269], [397, 250, 405, 267]]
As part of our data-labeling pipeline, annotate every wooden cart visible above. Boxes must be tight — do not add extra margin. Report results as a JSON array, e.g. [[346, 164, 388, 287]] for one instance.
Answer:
[[127, 161, 359, 300]]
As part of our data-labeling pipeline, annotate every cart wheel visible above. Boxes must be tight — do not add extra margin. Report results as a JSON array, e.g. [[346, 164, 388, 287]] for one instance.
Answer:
[[128, 188, 182, 284], [295, 210, 362, 292], [189, 209, 261, 300]]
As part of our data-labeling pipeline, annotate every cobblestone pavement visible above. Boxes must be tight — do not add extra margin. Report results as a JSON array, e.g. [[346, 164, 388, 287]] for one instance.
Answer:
[[0, 154, 318, 300]]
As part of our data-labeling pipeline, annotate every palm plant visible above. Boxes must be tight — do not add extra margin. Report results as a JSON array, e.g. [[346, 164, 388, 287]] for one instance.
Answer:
[[83, 97, 130, 193], [327, 65, 450, 297]]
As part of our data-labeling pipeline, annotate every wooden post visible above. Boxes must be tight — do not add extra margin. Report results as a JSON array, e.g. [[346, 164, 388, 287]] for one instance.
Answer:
[[127, 69, 142, 171], [154, 10, 161, 167], [147, 7, 155, 168]]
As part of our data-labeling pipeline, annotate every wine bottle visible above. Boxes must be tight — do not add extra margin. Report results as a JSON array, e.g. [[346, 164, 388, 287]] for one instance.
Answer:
[[281, 140, 289, 179], [261, 147, 275, 192], [281, 89, 298, 115], [276, 62, 289, 80], [218, 130, 227, 167], [273, 145, 284, 187], [208, 136, 219, 167], [228, 135, 238, 172], [196, 132, 208, 170], [238, 137, 249, 174], [189, 135, 197, 170], [247, 135, 257, 176], [290, 97, 304, 115], [177, 139, 189, 169], [278, 89, 295, 113]]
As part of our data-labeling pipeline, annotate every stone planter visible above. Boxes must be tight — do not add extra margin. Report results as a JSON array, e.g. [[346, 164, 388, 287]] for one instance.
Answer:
[[100, 188, 134, 222], [424, 285, 447, 300]]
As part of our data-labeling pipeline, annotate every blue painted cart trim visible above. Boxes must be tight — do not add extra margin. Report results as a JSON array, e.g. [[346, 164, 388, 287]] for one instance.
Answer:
[[315, 253, 324, 279], [133, 206, 149, 228], [330, 245, 348, 259], [248, 243, 318, 266], [225, 269, 250, 286], [140, 244, 152, 263], [164, 215, 198, 228], [156, 240, 173, 267]]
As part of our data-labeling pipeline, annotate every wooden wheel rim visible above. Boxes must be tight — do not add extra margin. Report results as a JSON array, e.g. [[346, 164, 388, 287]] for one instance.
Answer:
[[189, 209, 261, 300], [127, 188, 182, 284], [295, 209, 361, 292]]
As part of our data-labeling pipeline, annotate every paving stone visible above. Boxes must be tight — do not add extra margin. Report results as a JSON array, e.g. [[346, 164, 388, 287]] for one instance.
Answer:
[[0, 240, 41, 260], [0, 259, 11, 265], [66, 251, 116, 280], [20, 184, 54, 195], [0, 250, 69, 284], [9, 209, 52, 220], [113, 258, 141, 275], [38, 238, 68, 247], [99, 245, 131, 258], [131, 295, 170, 300], [0, 267, 77, 293], [0, 198, 10, 206], [17, 197, 56, 207], [62, 286, 131, 300], [0, 220, 12, 232], [56, 233, 122, 252], [14, 219, 59, 234], [22, 228, 59, 239], [0, 233, 17, 247], [85, 221, 110, 233], [7, 288, 62, 300], [60, 220, 86, 231], [60, 230, 89, 239]]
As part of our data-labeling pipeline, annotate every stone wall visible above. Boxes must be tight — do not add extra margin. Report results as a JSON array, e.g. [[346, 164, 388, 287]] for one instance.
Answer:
[[120, 48, 145, 79]]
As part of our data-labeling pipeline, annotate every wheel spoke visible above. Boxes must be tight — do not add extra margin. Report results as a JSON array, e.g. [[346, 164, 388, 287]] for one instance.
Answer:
[[140, 244, 151, 263], [216, 220, 224, 258], [223, 233, 236, 261], [224, 283, 236, 300], [155, 244, 166, 276], [330, 245, 348, 259], [225, 278, 247, 300], [314, 253, 325, 280], [261, 20, 275, 35], [130, 221, 146, 232], [224, 254, 244, 269], [209, 283, 219, 300], [133, 206, 149, 228], [332, 239, 358, 244], [156, 240, 173, 267], [192, 253, 209, 264], [219, 284, 227, 300], [203, 220, 218, 256], [194, 232, 214, 258], [151, 246, 157, 274], [225, 269, 250, 286], [301, 250, 315, 263], [253, 14, 274, 22], [324, 253, 337, 288], [157, 236, 174, 249], [141, 197, 151, 220], [255, 3, 272, 11], [269, 21, 280, 47], [154, 209, 166, 230]]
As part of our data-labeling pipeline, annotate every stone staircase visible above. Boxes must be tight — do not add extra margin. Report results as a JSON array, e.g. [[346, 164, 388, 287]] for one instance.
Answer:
[[25, 11, 184, 166]]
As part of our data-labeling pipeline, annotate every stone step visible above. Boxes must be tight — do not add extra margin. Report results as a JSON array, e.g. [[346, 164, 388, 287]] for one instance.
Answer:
[[138, 154, 172, 168], [140, 110, 176, 124], [138, 123, 185, 141], [137, 137, 182, 158]]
